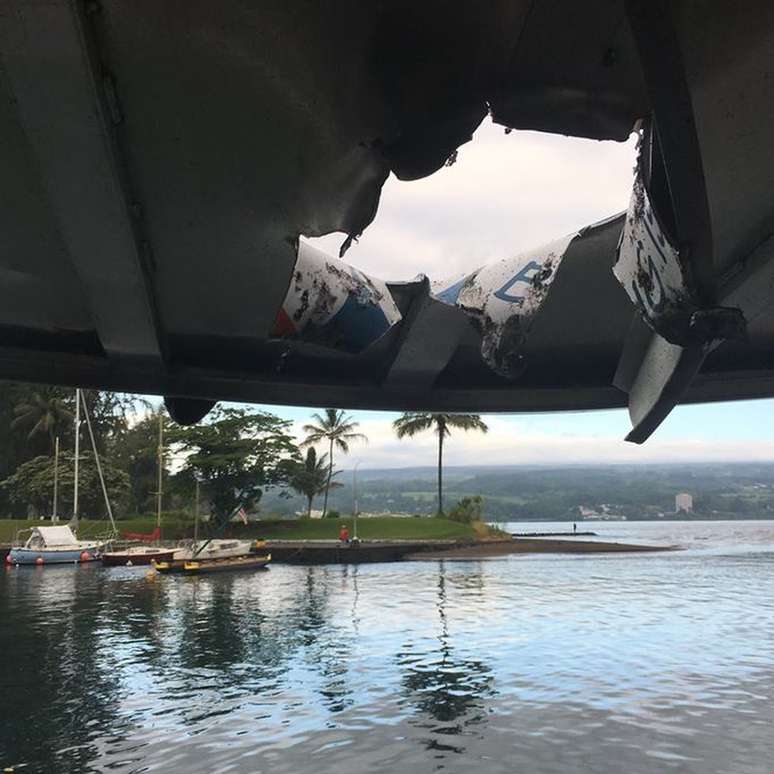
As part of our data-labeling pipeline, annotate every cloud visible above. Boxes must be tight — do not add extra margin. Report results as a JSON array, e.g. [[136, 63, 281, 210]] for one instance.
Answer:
[[306, 119, 638, 281], [289, 414, 774, 470]]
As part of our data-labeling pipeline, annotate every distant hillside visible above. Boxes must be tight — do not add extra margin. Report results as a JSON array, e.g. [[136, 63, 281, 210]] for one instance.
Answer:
[[260, 462, 774, 521]]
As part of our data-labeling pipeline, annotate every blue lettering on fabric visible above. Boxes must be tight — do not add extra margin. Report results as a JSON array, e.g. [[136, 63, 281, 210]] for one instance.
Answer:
[[493, 261, 543, 304]]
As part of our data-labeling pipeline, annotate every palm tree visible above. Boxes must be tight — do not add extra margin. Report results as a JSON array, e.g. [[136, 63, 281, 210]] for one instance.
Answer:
[[12, 389, 73, 454], [393, 413, 488, 515], [287, 447, 339, 518], [301, 409, 367, 517]]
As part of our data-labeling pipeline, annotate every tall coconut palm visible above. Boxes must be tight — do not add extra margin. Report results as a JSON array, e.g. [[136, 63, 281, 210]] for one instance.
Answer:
[[12, 389, 73, 454], [393, 413, 488, 516], [301, 409, 366, 517], [286, 447, 340, 518]]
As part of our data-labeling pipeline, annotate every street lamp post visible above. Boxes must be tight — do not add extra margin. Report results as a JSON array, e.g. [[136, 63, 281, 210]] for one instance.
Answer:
[[52, 436, 59, 522], [352, 460, 361, 541]]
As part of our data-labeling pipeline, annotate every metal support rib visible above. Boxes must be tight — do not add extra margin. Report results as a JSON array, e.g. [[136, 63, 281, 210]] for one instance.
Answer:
[[0, 0, 165, 362], [382, 278, 469, 391], [614, 318, 707, 444], [625, 0, 715, 306], [618, 0, 718, 442]]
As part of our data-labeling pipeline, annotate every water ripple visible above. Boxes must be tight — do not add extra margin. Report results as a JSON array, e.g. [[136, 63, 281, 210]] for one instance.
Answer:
[[3, 521, 774, 772]]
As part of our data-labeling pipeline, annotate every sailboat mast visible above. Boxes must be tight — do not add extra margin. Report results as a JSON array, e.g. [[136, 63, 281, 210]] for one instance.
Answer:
[[52, 436, 59, 522], [73, 388, 80, 523], [81, 389, 117, 535], [156, 413, 164, 534]]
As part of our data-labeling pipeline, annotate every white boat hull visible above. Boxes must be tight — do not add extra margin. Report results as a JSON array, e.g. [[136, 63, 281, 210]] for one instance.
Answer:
[[172, 539, 252, 562]]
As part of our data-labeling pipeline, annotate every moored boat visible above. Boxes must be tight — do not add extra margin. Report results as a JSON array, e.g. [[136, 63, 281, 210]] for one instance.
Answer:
[[104, 416, 171, 567], [7, 526, 103, 566], [183, 553, 271, 574], [101, 545, 176, 566], [173, 538, 253, 562], [154, 538, 254, 573]]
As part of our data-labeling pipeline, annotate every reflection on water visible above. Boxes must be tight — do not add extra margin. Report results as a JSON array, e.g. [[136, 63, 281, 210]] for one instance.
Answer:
[[2, 521, 774, 773], [399, 566, 493, 747]]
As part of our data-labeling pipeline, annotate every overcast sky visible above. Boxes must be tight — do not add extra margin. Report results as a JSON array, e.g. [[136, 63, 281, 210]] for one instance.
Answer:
[[309, 118, 638, 280], [235, 119, 774, 469], [229, 401, 774, 471]]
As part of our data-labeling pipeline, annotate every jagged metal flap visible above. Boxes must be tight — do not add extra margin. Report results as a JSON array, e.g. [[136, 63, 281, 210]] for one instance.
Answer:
[[271, 228, 613, 385], [270, 242, 402, 354], [430, 234, 577, 378], [613, 163, 696, 344]]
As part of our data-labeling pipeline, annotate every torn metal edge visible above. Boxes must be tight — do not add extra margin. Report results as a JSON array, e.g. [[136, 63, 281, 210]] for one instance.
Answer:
[[430, 234, 577, 378], [613, 154, 697, 344], [270, 241, 402, 354]]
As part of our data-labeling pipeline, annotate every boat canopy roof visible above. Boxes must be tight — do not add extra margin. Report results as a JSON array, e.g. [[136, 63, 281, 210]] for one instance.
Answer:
[[30, 526, 78, 547], [4, 3, 774, 442]]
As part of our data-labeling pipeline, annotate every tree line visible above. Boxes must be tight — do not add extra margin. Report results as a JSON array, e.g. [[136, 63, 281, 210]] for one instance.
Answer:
[[0, 382, 488, 523]]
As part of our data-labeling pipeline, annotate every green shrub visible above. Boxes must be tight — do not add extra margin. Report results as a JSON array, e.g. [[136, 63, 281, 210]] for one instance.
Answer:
[[325, 509, 340, 519], [447, 495, 484, 524]]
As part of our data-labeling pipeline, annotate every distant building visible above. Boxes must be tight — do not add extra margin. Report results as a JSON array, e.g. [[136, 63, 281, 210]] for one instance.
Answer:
[[577, 505, 626, 521], [675, 493, 694, 513]]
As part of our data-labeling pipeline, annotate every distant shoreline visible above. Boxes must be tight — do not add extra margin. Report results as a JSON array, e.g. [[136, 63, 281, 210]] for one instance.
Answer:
[[1, 537, 675, 566], [263, 537, 674, 564], [405, 538, 675, 560]]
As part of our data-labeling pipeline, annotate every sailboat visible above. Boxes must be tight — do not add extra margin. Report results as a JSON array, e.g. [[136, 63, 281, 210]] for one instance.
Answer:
[[154, 487, 254, 572], [101, 541, 175, 566], [7, 389, 106, 565], [6, 525, 103, 565], [102, 413, 175, 566]]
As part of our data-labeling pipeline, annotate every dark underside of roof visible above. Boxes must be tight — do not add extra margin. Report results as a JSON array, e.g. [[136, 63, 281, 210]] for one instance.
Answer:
[[1, 1, 774, 438]]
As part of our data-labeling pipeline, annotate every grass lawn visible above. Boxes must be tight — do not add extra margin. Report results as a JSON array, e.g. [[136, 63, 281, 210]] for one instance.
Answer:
[[238, 516, 478, 541], [0, 515, 486, 543]]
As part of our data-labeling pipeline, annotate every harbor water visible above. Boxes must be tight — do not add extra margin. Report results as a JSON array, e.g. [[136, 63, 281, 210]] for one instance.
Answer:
[[2, 520, 774, 773]]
